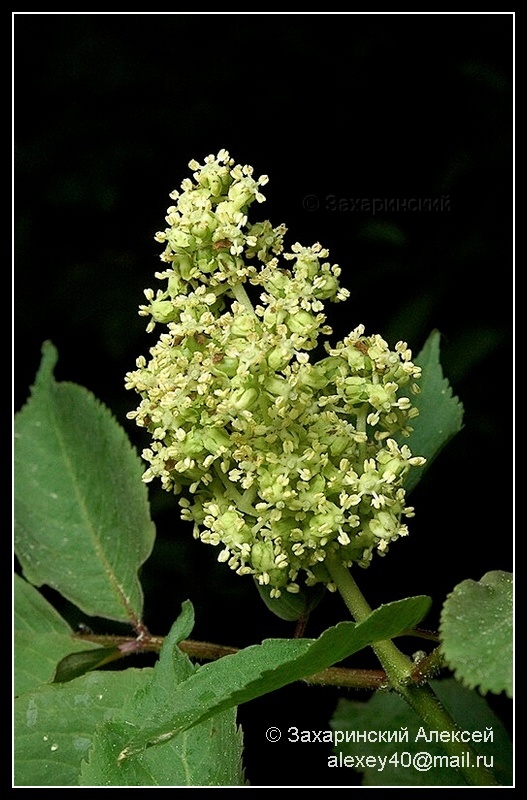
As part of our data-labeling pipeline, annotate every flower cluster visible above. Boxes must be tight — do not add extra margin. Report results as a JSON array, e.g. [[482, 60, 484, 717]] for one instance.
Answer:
[[125, 150, 425, 597]]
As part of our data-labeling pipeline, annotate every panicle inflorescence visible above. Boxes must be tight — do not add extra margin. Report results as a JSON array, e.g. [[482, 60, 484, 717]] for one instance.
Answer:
[[125, 150, 425, 597]]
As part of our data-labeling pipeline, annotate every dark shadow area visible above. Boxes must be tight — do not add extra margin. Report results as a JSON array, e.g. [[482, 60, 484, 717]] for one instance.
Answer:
[[14, 12, 513, 786]]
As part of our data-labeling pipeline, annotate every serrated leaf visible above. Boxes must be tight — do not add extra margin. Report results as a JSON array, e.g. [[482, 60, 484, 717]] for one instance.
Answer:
[[331, 679, 512, 786], [402, 330, 464, 493], [14, 342, 155, 622], [440, 571, 513, 698], [14, 574, 101, 696], [80, 604, 245, 786], [81, 712, 245, 788], [120, 595, 431, 759], [14, 669, 148, 786]]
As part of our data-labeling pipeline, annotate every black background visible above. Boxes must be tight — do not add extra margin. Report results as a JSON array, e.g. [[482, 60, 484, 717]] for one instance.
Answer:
[[14, 13, 513, 786]]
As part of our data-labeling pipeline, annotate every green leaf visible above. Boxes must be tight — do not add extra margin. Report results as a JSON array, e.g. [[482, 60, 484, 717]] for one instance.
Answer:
[[14, 669, 148, 786], [14, 342, 155, 623], [331, 679, 512, 786], [440, 571, 513, 698], [120, 595, 431, 759], [15, 617, 245, 789], [255, 580, 326, 621], [80, 603, 245, 786], [53, 648, 124, 684], [14, 574, 101, 696], [402, 330, 464, 493], [81, 712, 245, 788]]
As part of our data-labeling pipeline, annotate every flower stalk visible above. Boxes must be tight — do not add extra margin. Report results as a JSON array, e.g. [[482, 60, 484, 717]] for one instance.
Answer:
[[325, 555, 499, 787]]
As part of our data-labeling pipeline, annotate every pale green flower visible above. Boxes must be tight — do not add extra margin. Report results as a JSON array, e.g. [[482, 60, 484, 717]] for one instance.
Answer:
[[125, 150, 425, 596]]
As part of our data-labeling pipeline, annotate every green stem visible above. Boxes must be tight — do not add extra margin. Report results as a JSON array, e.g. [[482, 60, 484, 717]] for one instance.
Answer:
[[213, 466, 259, 517], [325, 554, 499, 787], [75, 633, 387, 689], [231, 281, 255, 314], [355, 406, 368, 470], [326, 554, 416, 683]]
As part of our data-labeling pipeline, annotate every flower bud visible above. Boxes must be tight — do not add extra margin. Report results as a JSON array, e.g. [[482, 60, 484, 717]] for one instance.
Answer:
[[150, 299, 177, 324], [201, 427, 231, 454], [228, 181, 256, 211], [230, 385, 258, 411], [267, 344, 293, 371], [287, 309, 315, 334], [231, 313, 256, 338]]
